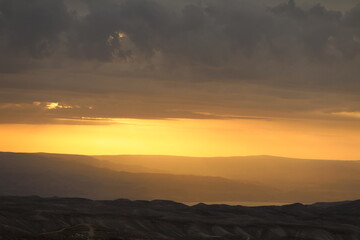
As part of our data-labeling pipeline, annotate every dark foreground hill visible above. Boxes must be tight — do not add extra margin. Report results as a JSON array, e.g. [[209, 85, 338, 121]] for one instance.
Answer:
[[1, 196, 360, 240]]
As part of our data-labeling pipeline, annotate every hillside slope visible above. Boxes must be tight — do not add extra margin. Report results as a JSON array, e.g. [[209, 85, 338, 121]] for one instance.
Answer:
[[0, 152, 275, 202], [95, 154, 360, 201], [1, 196, 360, 240], [2, 152, 360, 203]]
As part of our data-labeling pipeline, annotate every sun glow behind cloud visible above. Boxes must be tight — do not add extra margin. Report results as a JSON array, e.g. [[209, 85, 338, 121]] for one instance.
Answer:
[[1, 118, 360, 160]]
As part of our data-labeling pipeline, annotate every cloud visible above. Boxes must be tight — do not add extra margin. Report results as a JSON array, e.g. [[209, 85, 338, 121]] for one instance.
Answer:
[[0, 0, 70, 71], [332, 111, 360, 119], [0, 1, 359, 84], [1, 0, 360, 123], [0, 0, 359, 68]]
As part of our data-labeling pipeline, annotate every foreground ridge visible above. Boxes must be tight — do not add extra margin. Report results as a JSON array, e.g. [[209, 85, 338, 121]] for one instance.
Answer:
[[0, 196, 360, 240]]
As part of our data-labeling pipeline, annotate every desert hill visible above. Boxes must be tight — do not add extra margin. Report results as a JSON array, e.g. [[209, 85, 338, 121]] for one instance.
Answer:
[[1, 152, 360, 203], [94, 154, 360, 202], [1, 196, 360, 240], [0, 152, 274, 202]]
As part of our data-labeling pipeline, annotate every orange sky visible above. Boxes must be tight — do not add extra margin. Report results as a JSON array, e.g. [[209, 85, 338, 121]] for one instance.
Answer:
[[1, 118, 360, 160], [1, 0, 360, 161]]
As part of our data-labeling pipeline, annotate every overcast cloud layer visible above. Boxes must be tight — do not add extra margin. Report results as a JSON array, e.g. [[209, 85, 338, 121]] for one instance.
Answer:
[[0, 0, 360, 123]]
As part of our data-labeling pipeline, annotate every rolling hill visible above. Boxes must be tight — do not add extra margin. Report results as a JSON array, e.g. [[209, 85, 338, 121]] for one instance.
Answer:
[[1, 152, 360, 203], [1, 196, 360, 240], [0, 152, 275, 202], [94, 154, 360, 202]]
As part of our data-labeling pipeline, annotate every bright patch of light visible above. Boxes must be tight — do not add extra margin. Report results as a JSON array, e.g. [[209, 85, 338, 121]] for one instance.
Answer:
[[46, 102, 59, 110], [34, 102, 75, 110], [118, 32, 126, 38]]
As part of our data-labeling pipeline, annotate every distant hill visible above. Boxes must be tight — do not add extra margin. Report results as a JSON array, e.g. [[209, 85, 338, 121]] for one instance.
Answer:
[[94, 154, 360, 202], [1, 152, 360, 203], [94, 154, 360, 182], [0, 152, 275, 202], [1, 196, 360, 240]]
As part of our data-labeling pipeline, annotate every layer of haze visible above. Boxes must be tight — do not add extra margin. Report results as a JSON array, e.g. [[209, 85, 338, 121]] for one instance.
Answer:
[[1, 152, 360, 203], [1, 117, 360, 159]]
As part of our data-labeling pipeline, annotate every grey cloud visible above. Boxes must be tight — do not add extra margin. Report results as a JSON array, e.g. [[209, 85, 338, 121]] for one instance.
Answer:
[[1, 0, 360, 123], [64, 0, 360, 93], [0, 0, 70, 72], [0, 0, 360, 73], [1, 73, 359, 125]]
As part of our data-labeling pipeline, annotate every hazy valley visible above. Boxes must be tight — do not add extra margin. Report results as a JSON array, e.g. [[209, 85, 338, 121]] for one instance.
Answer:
[[2, 152, 360, 239], [1, 152, 360, 203]]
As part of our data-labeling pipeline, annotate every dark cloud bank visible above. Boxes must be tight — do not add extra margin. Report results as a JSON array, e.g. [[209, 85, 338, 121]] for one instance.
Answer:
[[0, 0, 360, 122]]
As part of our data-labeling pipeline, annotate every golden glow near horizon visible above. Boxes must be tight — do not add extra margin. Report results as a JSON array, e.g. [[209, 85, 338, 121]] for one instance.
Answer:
[[1, 118, 360, 160]]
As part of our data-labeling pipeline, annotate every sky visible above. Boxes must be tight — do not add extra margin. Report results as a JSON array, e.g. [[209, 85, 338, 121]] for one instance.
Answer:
[[1, 0, 360, 159]]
